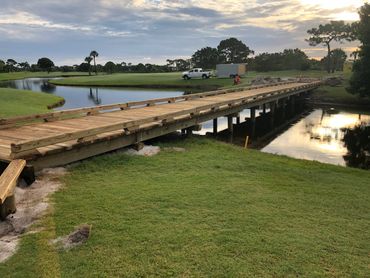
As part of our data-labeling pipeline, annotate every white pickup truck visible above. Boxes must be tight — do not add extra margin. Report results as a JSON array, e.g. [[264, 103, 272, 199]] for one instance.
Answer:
[[182, 68, 212, 80]]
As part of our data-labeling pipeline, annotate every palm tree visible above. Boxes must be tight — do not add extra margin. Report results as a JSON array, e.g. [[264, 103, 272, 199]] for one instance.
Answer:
[[85, 56, 93, 76], [90, 50, 99, 75]]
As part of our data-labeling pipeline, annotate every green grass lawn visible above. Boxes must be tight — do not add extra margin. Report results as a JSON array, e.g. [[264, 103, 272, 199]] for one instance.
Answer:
[[1, 137, 369, 277], [0, 88, 64, 118], [50, 72, 232, 89], [50, 70, 334, 89], [312, 85, 370, 105], [0, 71, 89, 82]]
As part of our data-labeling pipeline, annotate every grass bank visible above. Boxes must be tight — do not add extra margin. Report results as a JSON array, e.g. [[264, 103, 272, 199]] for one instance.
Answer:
[[0, 71, 89, 82], [50, 70, 332, 90], [51, 72, 230, 90], [311, 71, 370, 107], [1, 137, 369, 276], [0, 88, 64, 118]]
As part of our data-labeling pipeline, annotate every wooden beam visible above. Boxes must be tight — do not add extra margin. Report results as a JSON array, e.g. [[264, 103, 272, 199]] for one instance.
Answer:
[[0, 159, 26, 204]]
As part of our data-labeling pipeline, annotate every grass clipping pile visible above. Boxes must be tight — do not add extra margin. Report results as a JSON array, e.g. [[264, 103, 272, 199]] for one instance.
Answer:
[[0, 167, 66, 263]]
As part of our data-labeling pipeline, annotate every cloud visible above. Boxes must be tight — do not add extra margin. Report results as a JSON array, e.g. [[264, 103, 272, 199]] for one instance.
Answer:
[[0, 0, 364, 65], [0, 11, 92, 32]]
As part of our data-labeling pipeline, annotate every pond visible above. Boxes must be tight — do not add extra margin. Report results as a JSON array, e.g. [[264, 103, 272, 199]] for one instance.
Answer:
[[262, 108, 370, 167], [0, 78, 184, 109]]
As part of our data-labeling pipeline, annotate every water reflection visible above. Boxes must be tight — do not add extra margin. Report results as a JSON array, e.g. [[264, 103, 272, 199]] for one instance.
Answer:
[[88, 88, 102, 105], [40, 81, 57, 94], [262, 109, 370, 166], [343, 124, 370, 169]]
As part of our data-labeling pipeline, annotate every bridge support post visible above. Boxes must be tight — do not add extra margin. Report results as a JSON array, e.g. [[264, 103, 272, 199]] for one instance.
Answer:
[[185, 125, 201, 135], [269, 101, 276, 129], [227, 116, 233, 134], [227, 116, 234, 143], [133, 142, 145, 151], [290, 96, 296, 116], [250, 107, 256, 138], [281, 98, 286, 120], [213, 118, 218, 134], [236, 116, 240, 125], [263, 104, 267, 115], [0, 195, 16, 221]]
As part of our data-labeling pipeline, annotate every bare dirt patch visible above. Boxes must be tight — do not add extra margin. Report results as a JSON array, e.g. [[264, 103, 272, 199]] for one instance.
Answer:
[[0, 167, 66, 263], [52, 224, 91, 250]]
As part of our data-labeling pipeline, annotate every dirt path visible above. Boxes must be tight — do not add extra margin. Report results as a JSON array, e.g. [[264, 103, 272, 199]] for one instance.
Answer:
[[0, 167, 66, 263]]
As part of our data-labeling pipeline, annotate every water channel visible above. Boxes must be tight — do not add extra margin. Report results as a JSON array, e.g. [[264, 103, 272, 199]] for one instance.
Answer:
[[1, 77, 369, 168]]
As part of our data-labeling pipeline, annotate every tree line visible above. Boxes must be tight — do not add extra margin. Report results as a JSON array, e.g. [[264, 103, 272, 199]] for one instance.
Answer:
[[0, 58, 54, 73], [0, 37, 350, 75]]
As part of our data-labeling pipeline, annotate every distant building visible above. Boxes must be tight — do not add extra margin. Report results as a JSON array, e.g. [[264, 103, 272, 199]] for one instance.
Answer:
[[216, 63, 247, 78]]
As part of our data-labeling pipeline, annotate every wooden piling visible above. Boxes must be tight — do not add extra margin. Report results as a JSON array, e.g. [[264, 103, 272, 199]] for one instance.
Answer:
[[213, 118, 218, 134], [250, 107, 256, 138], [270, 101, 276, 129]]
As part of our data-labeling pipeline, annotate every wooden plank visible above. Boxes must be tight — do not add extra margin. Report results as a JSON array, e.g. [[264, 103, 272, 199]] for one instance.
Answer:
[[0, 159, 26, 204]]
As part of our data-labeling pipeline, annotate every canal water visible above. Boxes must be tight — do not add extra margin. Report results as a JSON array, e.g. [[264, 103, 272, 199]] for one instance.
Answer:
[[262, 109, 370, 167], [1, 77, 369, 168], [0, 78, 184, 109]]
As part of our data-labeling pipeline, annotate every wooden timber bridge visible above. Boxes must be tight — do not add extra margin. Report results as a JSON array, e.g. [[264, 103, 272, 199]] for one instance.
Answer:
[[0, 80, 321, 171], [0, 80, 321, 218]]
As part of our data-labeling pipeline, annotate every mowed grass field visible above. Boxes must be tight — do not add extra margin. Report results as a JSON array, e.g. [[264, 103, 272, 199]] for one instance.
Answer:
[[0, 137, 369, 277], [0, 71, 89, 82], [0, 87, 63, 118], [50, 70, 334, 89]]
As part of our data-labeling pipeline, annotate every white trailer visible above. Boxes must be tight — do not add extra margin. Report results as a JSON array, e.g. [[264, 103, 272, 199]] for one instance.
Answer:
[[216, 63, 246, 78]]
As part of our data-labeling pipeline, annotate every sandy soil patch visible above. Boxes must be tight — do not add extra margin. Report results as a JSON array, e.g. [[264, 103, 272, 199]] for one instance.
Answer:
[[0, 167, 66, 263]]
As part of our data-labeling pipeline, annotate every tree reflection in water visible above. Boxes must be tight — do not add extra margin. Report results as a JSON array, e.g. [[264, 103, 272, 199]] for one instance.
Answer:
[[343, 124, 370, 169], [88, 88, 102, 105], [40, 81, 56, 94], [305, 108, 342, 143]]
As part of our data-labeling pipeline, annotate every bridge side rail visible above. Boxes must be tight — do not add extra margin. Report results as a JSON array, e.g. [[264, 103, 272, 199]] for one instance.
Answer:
[[0, 81, 304, 129], [0, 159, 26, 220], [10, 82, 321, 157]]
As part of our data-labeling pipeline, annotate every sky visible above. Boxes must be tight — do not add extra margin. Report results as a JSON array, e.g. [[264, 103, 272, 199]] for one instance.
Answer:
[[0, 0, 366, 66]]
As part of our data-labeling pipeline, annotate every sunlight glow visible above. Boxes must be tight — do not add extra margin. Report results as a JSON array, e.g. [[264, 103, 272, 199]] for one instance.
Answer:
[[322, 114, 361, 129], [307, 112, 370, 154], [331, 12, 360, 21], [299, 0, 364, 10]]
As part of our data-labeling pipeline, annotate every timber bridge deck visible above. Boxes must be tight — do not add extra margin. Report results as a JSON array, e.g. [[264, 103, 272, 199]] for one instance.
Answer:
[[0, 80, 321, 171]]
